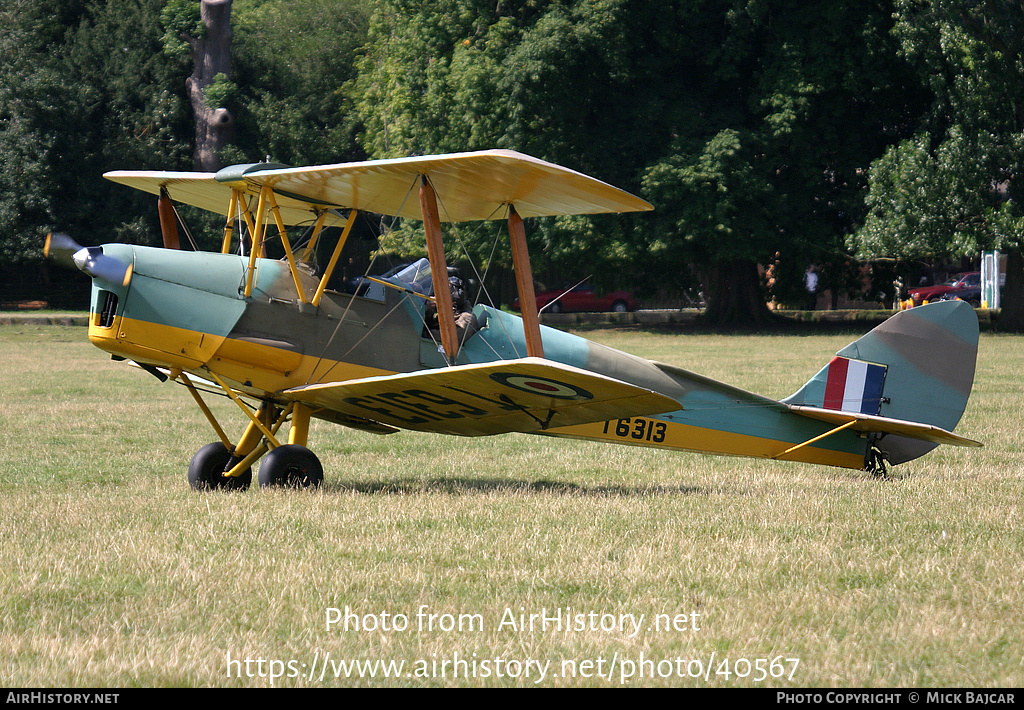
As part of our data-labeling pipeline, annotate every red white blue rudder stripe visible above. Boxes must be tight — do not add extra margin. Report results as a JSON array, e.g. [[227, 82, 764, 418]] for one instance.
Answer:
[[822, 357, 887, 415]]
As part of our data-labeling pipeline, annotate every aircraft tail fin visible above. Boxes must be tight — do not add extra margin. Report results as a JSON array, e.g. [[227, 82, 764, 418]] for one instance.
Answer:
[[782, 301, 979, 465]]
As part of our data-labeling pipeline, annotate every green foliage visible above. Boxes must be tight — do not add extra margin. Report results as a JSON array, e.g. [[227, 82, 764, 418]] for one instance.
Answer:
[[642, 0, 924, 310], [160, 0, 204, 58], [0, 0, 197, 306], [353, 1, 688, 285], [642, 130, 772, 265], [851, 0, 1024, 328], [229, 0, 371, 166], [0, 0, 995, 321], [0, 0, 376, 303], [0, 0, 178, 268], [0, 8, 60, 265], [351, 0, 917, 316], [202, 72, 238, 108], [58, 0, 192, 234], [855, 0, 1024, 260], [858, 130, 1009, 259]]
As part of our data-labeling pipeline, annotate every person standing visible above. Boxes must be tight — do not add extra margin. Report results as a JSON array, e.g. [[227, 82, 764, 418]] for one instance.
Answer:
[[804, 265, 819, 310]]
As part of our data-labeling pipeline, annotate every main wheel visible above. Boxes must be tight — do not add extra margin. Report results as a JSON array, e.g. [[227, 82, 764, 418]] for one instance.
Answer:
[[548, 300, 563, 313], [188, 442, 252, 491], [258, 444, 323, 489], [611, 300, 628, 313]]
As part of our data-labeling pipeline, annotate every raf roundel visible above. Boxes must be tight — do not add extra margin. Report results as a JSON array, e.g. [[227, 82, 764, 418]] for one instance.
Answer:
[[489, 372, 594, 400]]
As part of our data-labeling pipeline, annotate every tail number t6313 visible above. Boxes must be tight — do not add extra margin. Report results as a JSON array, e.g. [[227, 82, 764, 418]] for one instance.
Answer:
[[603, 417, 667, 443]]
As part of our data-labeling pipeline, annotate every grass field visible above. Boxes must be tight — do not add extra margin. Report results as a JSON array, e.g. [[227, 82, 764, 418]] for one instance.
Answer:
[[1, 323, 1021, 687]]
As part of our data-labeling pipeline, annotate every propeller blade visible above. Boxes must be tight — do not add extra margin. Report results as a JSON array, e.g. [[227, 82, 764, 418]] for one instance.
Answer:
[[43, 232, 85, 269], [72, 246, 133, 287], [45, 232, 132, 286]]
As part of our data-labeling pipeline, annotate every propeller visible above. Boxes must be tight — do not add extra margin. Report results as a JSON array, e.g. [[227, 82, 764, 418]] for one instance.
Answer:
[[44, 232, 133, 287], [43, 232, 84, 269]]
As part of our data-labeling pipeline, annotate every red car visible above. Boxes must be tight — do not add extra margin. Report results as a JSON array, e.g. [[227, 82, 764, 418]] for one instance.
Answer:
[[907, 272, 980, 306], [513, 283, 639, 313]]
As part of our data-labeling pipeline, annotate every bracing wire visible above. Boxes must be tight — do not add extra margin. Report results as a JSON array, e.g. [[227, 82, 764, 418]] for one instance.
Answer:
[[305, 177, 422, 385], [426, 182, 525, 358]]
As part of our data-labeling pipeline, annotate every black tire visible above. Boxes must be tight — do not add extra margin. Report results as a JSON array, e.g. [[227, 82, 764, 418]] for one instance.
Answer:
[[188, 442, 252, 491], [258, 444, 323, 489], [611, 300, 628, 313], [548, 300, 563, 314]]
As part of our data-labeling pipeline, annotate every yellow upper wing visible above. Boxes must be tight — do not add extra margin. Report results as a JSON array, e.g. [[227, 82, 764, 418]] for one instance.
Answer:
[[282, 357, 677, 437], [103, 169, 336, 226], [105, 150, 653, 225]]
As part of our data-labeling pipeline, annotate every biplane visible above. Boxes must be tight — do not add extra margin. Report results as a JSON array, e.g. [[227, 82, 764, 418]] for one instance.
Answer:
[[44, 150, 980, 490]]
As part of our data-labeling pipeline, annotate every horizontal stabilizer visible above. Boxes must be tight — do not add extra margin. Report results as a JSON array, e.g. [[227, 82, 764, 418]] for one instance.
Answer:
[[283, 357, 678, 436], [787, 405, 981, 448]]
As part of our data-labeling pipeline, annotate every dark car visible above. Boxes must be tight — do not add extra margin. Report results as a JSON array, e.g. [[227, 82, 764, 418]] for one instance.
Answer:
[[939, 286, 983, 307], [908, 272, 980, 306], [942, 280, 999, 307], [513, 283, 639, 314]]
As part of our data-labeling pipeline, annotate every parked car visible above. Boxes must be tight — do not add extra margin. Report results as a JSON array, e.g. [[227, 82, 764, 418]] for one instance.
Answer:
[[513, 282, 639, 313], [907, 272, 980, 306], [939, 286, 984, 307]]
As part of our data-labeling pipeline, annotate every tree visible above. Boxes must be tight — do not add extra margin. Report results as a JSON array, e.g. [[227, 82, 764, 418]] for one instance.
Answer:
[[0, 5, 60, 270], [640, 0, 923, 323], [352, 0, 917, 323], [1, 0, 190, 304], [0, 0, 375, 305], [163, 0, 235, 170], [353, 1, 639, 293], [229, 0, 371, 166], [853, 0, 1024, 329]]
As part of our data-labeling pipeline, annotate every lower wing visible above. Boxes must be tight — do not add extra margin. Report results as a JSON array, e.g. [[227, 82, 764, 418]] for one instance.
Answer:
[[282, 357, 679, 436]]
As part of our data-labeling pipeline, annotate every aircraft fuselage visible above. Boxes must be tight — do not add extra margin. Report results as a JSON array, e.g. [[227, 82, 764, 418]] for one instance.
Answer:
[[82, 244, 881, 470]]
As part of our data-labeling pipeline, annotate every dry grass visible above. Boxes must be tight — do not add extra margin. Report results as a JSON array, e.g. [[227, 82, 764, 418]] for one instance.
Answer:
[[0, 324, 1021, 687]]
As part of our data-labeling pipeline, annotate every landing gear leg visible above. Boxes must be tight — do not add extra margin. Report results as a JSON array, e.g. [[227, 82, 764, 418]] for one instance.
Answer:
[[288, 402, 311, 447], [176, 370, 323, 490], [864, 441, 890, 478], [184, 396, 275, 492]]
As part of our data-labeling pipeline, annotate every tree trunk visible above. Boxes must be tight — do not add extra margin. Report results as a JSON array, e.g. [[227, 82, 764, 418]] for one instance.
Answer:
[[700, 258, 775, 327], [998, 249, 1024, 331], [187, 0, 234, 171]]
